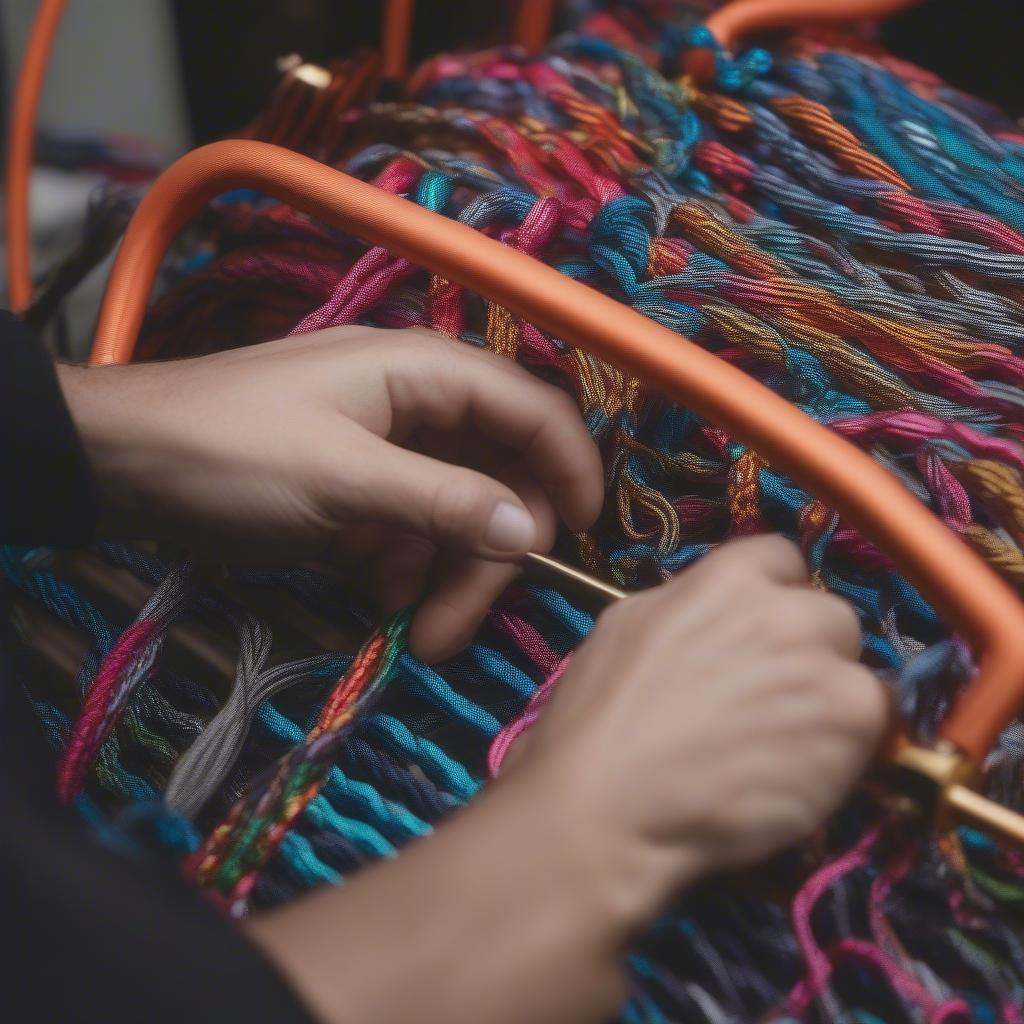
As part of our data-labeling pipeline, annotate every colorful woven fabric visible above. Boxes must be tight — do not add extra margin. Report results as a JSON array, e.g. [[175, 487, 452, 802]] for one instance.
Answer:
[[8, 2, 1024, 1020]]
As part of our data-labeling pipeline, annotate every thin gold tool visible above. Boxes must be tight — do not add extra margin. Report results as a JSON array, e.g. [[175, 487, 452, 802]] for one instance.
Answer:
[[520, 550, 1024, 848], [946, 783, 1024, 844], [521, 551, 628, 610]]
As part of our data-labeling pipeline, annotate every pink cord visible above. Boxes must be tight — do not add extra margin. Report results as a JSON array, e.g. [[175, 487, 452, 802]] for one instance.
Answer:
[[57, 617, 159, 803], [788, 824, 880, 1008], [787, 822, 972, 1020], [488, 653, 572, 777]]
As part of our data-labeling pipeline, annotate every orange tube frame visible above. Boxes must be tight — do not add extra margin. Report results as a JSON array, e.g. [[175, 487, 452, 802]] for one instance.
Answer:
[[704, 0, 923, 51], [381, 0, 415, 82], [380, 0, 924, 87], [5, 0, 66, 312], [685, 0, 922, 81], [513, 0, 557, 55], [90, 139, 1024, 767]]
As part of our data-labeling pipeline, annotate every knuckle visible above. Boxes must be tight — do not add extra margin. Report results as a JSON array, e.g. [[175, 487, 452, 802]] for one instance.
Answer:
[[771, 794, 817, 839], [598, 592, 647, 632], [599, 589, 671, 643], [823, 592, 862, 642], [773, 590, 860, 651], [706, 534, 804, 583], [429, 477, 491, 541], [316, 324, 362, 345], [761, 534, 810, 581], [774, 590, 816, 629], [703, 538, 749, 570], [746, 590, 810, 644], [766, 654, 840, 716], [698, 549, 753, 594], [794, 590, 839, 629], [840, 670, 889, 738], [815, 587, 854, 619], [397, 326, 444, 351], [644, 574, 699, 617], [548, 385, 582, 420], [819, 666, 887, 737], [749, 533, 803, 567]]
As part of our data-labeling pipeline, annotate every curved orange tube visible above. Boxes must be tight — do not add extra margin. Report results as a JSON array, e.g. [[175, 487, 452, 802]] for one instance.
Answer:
[[381, 0, 415, 82], [5, 0, 67, 312], [685, 0, 922, 81], [90, 139, 1024, 765], [513, 0, 557, 54], [705, 0, 922, 51], [382, 0, 556, 85]]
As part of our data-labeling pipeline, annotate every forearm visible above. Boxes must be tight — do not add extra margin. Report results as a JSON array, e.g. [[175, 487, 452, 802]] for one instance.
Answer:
[[245, 767, 671, 1024]]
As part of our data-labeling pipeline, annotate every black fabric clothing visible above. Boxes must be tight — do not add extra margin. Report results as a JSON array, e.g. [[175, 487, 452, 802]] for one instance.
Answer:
[[0, 312, 97, 544], [0, 314, 313, 1024]]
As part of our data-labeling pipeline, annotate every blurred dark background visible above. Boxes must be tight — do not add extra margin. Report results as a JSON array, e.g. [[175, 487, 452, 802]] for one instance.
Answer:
[[5, 0, 1024, 157], [173, 0, 1024, 143], [883, 0, 1024, 115], [3, 0, 1022, 351], [172, 0, 502, 143]]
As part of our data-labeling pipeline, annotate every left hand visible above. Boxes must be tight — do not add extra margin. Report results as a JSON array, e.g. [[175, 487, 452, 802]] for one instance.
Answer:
[[58, 326, 604, 661]]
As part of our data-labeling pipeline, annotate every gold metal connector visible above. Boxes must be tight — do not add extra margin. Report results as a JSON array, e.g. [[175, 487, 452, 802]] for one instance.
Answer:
[[945, 785, 1024, 844], [851, 740, 1024, 847]]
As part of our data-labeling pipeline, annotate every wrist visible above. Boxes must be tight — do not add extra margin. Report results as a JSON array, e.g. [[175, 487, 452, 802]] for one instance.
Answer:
[[486, 768, 640, 949], [55, 362, 153, 536], [494, 755, 704, 941], [249, 763, 649, 1024]]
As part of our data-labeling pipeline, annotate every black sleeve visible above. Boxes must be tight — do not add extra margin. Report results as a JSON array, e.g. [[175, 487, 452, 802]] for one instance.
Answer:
[[0, 310, 97, 545], [1, 659, 316, 1024], [0, 314, 315, 1023]]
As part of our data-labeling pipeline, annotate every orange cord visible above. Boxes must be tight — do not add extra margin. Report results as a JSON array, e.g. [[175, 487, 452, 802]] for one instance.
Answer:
[[5, 0, 67, 312], [687, 0, 923, 81], [89, 138, 1024, 767], [706, 0, 922, 51], [512, 0, 557, 54], [381, 0, 415, 82]]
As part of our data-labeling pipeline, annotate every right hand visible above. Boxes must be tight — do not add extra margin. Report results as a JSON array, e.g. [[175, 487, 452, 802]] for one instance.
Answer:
[[245, 536, 889, 1024], [507, 535, 889, 922]]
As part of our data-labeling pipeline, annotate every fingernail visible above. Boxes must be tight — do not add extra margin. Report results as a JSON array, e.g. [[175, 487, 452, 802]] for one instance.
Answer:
[[484, 501, 536, 553]]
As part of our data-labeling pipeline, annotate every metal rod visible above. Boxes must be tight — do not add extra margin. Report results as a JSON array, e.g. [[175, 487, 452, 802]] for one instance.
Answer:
[[947, 784, 1024, 845], [521, 551, 628, 608], [69, 552, 238, 681]]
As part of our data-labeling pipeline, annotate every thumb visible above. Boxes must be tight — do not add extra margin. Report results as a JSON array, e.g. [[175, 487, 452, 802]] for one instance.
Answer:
[[334, 434, 538, 559]]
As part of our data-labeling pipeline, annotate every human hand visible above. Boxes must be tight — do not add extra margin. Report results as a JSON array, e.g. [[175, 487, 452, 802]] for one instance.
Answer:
[[505, 536, 889, 923], [58, 327, 603, 661]]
